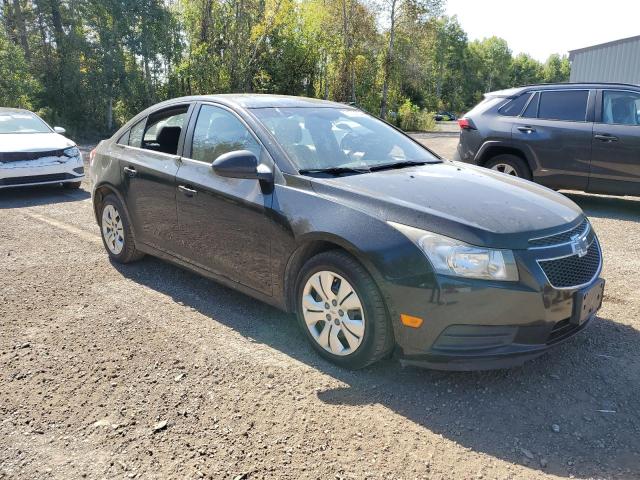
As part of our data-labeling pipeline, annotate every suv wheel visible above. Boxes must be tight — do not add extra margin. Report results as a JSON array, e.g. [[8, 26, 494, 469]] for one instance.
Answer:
[[98, 194, 144, 263], [485, 154, 531, 180], [295, 250, 394, 369]]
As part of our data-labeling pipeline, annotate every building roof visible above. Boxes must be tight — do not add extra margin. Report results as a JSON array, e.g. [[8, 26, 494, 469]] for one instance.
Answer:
[[569, 35, 640, 58]]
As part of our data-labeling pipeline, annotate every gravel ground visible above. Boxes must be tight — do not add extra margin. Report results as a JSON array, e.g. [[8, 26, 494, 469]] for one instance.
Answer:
[[1, 138, 639, 480]]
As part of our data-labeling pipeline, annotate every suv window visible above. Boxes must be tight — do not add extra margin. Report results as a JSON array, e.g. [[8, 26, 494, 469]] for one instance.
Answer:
[[128, 119, 146, 148], [498, 93, 531, 116], [117, 130, 130, 145], [190, 105, 261, 162], [141, 106, 189, 154], [538, 90, 589, 122], [602, 90, 640, 126], [522, 92, 539, 118]]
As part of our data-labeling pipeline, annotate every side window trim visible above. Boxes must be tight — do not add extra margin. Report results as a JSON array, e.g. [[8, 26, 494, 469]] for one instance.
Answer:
[[183, 101, 265, 163]]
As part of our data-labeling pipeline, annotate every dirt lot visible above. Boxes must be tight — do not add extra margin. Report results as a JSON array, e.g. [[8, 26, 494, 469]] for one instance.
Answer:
[[1, 136, 640, 480]]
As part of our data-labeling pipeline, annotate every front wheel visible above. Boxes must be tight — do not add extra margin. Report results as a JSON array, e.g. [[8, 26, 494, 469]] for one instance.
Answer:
[[485, 154, 531, 180], [295, 250, 394, 369]]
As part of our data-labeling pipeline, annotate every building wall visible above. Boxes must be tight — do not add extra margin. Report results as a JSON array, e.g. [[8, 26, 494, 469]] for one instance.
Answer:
[[570, 37, 640, 84]]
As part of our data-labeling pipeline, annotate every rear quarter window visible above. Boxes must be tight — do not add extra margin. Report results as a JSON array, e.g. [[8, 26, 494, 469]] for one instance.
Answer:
[[498, 93, 531, 116], [538, 90, 589, 122]]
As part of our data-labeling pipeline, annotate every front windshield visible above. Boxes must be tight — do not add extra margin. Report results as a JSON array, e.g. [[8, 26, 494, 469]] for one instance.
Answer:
[[0, 111, 51, 134], [251, 107, 440, 171]]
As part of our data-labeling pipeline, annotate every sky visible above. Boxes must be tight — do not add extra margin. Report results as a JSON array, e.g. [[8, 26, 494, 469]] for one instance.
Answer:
[[446, 0, 640, 61]]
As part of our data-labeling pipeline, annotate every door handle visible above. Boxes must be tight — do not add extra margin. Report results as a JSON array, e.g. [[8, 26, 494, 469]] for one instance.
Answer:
[[517, 126, 536, 133], [178, 185, 198, 197], [594, 133, 619, 142], [123, 166, 137, 177]]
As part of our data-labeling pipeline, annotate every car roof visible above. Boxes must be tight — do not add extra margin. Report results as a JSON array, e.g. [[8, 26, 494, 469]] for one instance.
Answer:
[[149, 94, 352, 110], [487, 82, 640, 97]]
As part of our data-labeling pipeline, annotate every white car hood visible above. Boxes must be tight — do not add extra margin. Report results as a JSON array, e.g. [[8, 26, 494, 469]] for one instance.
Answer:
[[0, 133, 75, 152]]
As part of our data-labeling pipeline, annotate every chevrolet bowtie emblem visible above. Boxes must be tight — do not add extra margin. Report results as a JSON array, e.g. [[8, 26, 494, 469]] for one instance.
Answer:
[[571, 233, 589, 258]]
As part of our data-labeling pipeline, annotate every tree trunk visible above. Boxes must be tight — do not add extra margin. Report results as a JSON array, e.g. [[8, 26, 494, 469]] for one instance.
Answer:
[[380, 0, 396, 119], [12, 0, 29, 59]]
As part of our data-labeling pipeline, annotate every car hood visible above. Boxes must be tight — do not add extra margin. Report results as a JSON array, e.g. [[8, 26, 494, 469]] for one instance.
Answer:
[[0, 133, 74, 152], [309, 162, 583, 249]]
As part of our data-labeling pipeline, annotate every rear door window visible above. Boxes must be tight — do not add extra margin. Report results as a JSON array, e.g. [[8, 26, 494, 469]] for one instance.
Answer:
[[538, 90, 589, 122], [498, 93, 531, 116], [142, 107, 189, 155]]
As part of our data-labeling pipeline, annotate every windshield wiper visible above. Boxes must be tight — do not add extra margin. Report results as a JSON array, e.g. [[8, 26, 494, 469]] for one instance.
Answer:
[[298, 166, 371, 176], [368, 160, 434, 172]]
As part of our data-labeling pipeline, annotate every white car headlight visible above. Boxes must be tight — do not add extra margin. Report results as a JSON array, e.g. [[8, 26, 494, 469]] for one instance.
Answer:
[[63, 146, 80, 158], [388, 221, 519, 281]]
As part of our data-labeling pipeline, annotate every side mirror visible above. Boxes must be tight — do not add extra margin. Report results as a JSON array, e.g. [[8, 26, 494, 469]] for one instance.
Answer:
[[53, 126, 66, 134], [212, 150, 273, 183]]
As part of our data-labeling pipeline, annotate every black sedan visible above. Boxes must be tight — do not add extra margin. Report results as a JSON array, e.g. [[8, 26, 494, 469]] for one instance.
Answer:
[[90, 95, 604, 370]]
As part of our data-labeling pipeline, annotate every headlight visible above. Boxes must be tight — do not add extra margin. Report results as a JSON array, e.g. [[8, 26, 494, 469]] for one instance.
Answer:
[[63, 146, 80, 158], [388, 221, 519, 281]]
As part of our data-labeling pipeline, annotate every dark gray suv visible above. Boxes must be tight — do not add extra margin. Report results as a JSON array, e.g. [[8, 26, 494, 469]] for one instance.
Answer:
[[456, 83, 640, 196]]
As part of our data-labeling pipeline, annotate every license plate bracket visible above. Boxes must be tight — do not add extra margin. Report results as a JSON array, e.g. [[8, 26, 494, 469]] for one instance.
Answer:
[[572, 279, 605, 325]]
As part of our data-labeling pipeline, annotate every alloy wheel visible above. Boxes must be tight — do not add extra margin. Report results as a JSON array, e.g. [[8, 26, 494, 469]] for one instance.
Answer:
[[101, 204, 125, 255], [491, 163, 518, 176], [301, 270, 365, 356]]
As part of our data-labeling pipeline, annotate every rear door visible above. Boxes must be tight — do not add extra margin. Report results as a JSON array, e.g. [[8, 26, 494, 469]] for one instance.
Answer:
[[588, 89, 640, 195], [174, 103, 275, 295], [119, 103, 194, 253], [510, 89, 594, 190]]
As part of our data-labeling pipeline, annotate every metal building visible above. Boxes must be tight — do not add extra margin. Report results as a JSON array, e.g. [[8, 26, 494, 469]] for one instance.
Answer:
[[569, 35, 640, 84]]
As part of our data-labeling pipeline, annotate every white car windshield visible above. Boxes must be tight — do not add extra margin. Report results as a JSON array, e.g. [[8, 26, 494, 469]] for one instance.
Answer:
[[0, 111, 51, 134], [251, 107, 440, 171]]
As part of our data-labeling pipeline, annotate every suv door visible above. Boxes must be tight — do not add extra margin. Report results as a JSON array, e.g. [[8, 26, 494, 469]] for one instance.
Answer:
[[118, 103, 193, 253], [510, 89, 594, 190], [589, 89, 640, 195], [174, 103, 275, 295]]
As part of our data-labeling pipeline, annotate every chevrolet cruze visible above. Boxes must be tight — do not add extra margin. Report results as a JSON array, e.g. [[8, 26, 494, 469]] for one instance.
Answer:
[[90, 95, 604, 370]]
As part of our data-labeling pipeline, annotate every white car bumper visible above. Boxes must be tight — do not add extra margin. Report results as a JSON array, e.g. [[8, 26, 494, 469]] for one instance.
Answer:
[[0, 153, 84, 188]]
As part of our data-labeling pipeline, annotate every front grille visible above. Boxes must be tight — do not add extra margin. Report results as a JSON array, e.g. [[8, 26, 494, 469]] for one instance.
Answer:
[[547, 318, 580, 344], [538, 241, 601, 288], [0, 149, 66, 163], [529, 219, 589, 247], [0, 173, 74, 186]]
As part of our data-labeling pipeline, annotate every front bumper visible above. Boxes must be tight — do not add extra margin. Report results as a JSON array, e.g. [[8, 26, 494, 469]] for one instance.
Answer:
[[384, 226, 603, 370], [0, 154, 84, 188]]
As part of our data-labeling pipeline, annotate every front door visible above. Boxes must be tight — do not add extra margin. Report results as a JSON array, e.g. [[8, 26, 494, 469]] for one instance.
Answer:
[[175, 103, 275, 296], [511, 89, 593, 190], [119, 104, 192, 252], [589, 89, 640, 196]]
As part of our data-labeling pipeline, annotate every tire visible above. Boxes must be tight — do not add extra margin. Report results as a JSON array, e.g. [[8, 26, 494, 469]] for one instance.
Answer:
[[295, 250, 394, 369], [63, 181, 82, 189], [98, 194, 144, 263], [485, 154, 532, 180]]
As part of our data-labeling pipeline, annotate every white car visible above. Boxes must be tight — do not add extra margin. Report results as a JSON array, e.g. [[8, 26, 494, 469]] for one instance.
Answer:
[[0, 108, 84, 189]]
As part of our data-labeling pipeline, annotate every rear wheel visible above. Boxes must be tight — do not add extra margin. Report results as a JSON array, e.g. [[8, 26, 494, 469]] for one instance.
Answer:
[[295, 250, 394, 369], [485, 154, 531, 180], [98, 194, 144, 263]]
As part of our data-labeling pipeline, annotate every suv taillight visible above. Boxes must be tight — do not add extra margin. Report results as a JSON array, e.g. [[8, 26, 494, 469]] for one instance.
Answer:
[[89, 148, 96, 165], [458, 118, 476, 130]]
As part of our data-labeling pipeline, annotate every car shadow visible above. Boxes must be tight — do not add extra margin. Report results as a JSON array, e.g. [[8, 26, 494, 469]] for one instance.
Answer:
[[0, 185, 90, 209], [562, 191, 640, 222], [111, 256, 640, 479]]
